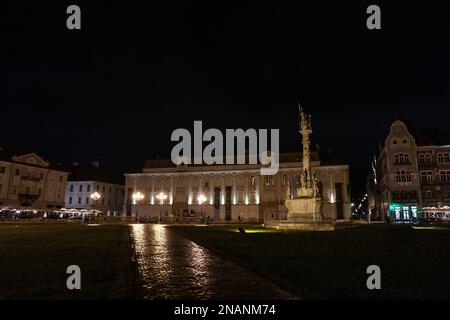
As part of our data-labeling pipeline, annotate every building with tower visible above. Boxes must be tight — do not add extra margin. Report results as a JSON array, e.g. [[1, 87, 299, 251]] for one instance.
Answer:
[[373, 120, 450, 222]]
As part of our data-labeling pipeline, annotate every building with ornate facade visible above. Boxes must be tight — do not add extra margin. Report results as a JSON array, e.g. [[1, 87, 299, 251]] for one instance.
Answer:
[[373, 120, 450, 222], [0, 147, 69, 210], [124, 152, 351, 223]]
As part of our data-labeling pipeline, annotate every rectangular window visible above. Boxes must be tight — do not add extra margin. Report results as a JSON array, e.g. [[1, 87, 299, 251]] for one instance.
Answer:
[[79, 185, 83, 192], [420, 171, 433, 183], [87, 185, 91, 192], [402, 207, 410, 220], [70, 185, 74, 192], [396, 171, 412, 183], [440, 171, 450, 182], [392, 191, 400, 201], [0, 166, 5, 174], [0, 184, 2, 193], [86, 197, 89, 204], [424, 190, 433, 199], [15, 169, 20, 176], [12, 186, 17, 195], [59, 176, 63, 182], [78, 197, 81, 204], [69, 197, 72, 204]]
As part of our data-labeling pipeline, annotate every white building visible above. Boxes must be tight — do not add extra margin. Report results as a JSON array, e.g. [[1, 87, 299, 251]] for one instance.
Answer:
[[65, 162, 124, 216]]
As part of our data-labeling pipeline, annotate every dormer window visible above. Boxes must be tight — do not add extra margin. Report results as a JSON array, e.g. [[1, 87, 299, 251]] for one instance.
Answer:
[[393, 140, 398, 145]]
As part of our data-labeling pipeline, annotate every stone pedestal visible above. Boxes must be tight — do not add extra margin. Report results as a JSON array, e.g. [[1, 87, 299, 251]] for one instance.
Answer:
[[285, 196, 322, 223]]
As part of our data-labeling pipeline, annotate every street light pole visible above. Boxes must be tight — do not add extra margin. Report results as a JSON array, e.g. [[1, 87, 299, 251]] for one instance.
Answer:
[[197, 193, 207, 225], [132, 191, 144, 223], [156, 192, 167, 224], [90, 191, 101, 224]]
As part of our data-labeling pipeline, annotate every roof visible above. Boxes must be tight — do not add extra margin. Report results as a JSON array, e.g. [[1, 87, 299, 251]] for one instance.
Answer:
[[0, 145, 69, 172], [407, 125, 450, 146], [143, 150, 347, 170], [68, 163, 124, 185]]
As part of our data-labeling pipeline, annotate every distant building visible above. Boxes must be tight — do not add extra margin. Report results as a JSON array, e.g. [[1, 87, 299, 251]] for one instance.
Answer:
[[124, 152, 351, 223], [0, 147, 68, 210], [374, 120, 450, 222], [65, 162, 124, 216]]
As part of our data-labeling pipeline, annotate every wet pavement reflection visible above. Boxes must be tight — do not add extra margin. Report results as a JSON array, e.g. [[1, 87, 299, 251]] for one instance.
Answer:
[[131, 224, 295, 300]]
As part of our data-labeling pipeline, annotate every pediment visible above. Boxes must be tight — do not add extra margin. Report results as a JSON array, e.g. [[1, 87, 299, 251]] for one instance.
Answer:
[[12, 153, 50, 168]]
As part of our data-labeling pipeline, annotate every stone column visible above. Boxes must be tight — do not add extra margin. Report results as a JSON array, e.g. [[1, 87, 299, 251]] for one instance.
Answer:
[[244, 173, 249, 204], [232, 174, 237, 205], [209, 175, 214, 205], [151, 177, 155, 205], [188, 175, 193, 205]]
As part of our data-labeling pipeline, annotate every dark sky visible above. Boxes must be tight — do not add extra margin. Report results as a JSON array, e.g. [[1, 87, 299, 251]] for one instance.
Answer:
[[1, 1, 450, 196]]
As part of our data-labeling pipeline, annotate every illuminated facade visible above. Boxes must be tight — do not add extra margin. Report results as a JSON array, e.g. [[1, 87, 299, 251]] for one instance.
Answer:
[[65, 162, 124, 216], [124, 152, 351, 222], [375, 120, 450, 222], [0, 150, 68, 210]]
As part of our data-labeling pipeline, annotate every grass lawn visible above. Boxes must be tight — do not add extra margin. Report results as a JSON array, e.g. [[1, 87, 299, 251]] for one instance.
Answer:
[[0, 223, 143, 299], [173, 224, 450, 299]]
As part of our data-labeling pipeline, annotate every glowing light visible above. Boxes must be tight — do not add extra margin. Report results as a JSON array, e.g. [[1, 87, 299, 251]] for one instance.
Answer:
[[197, 193, 207, 205], [255, 192, 260, 205], [156, 192, 167, 205], [90, 191, 101, 201], [150, 193, 155, 205]]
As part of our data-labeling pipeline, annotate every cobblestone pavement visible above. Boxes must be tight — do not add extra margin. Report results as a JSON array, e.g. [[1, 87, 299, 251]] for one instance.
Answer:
[[130, 224, 297, 300]]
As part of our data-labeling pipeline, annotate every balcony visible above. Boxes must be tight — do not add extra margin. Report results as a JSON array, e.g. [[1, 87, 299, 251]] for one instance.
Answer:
[[20, 176, 41, 182]]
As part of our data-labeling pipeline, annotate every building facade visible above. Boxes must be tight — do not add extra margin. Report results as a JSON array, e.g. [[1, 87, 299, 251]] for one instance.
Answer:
[[124, 152, 351, 223], [374, 120, 450, 222], [0, 150, 68, 210], [64, 162, 124, 216]]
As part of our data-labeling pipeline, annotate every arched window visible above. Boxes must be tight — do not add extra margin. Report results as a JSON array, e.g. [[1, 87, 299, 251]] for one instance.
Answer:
[[418, 154, 425, 165], [437, 153, 450, 164]]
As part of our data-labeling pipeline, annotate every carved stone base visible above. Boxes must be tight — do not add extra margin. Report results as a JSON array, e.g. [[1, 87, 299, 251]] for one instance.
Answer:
[[296, 187, 315, 198], [285, 197, 322, 223]]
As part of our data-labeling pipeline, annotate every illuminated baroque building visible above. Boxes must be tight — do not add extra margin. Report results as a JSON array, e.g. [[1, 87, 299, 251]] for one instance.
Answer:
[[374, 120, 450, 222], [0, 147, 69, 210], [124, 153, 351, 223]]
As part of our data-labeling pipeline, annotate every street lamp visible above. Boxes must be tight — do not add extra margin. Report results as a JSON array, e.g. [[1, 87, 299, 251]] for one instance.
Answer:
[[156, 192, 167, 223], [90, 191, 101, 223], [197, 193, 207, 223], [132, 191, 144, 223]]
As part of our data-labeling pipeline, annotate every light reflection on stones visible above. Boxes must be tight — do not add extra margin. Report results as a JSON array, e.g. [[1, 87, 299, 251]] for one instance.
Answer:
[[130, 224, 296, 300]]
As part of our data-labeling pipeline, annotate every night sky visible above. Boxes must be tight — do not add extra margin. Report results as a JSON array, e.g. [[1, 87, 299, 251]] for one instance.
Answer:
[[1, 1, 450, 196]]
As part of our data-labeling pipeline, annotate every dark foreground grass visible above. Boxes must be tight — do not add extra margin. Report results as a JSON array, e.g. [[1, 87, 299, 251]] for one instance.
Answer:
[[174, 224, 450, 299], [0, 223, 143, 299]]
